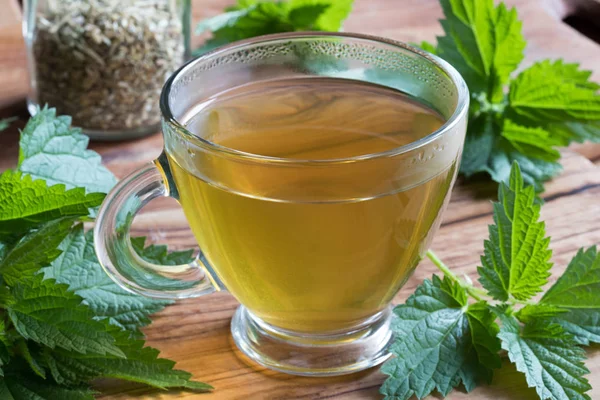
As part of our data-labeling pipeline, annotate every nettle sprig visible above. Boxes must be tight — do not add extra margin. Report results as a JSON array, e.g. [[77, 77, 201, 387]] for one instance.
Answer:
[[380, 163, 599, 400], [0, 108, 209, 398], [424, 0, 600, 192]]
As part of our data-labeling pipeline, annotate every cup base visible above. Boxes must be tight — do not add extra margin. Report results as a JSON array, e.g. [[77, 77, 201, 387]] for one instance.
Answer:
[[231, 305, 394, 376]]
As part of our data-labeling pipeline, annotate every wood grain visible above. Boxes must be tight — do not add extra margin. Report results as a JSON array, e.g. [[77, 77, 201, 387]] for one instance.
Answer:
[[0, 0, 599, 399]]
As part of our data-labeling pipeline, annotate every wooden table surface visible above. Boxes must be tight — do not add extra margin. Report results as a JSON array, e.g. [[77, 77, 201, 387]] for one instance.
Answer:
[[1, 1, 600, 399]]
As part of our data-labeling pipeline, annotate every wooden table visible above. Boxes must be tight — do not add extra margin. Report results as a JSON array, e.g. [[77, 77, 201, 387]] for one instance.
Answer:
[[1, 1, 600, 399]]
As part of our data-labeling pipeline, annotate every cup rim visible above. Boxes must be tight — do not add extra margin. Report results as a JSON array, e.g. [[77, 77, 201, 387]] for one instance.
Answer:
[[160, 31, 469, 165]]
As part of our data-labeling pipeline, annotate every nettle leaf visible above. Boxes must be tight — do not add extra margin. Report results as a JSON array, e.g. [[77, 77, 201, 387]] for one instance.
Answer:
[[501, 119, 561, 162], [0, 171, 103, 239], [380, 275, 499, 400], [18, 107, 116, 195], [46, 329, 211, 391], [43, 226, 171, 332], [437, 0, 525, 101], [0, 217, 77, 285], [478, 163, 552, 300], [459, 113, 497, 177], [15, 340, 45, 379], [547, 121, 600, 145], [486, 140, 562, 192], [289, 0, 353, 31], [509, 60, 600, 125], [416, 41, 437, 55], [539, 247, 600, 345], [497, 313, 591, 400], [194, 0, 352, 56], [7, 275, 124, 358], [0, 370, 94, 400]]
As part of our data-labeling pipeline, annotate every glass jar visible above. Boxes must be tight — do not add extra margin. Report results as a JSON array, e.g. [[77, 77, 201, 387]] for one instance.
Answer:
[[23, 0, 191, 140]]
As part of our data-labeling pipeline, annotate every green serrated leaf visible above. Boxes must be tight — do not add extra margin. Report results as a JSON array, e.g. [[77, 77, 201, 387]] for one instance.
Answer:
[[516, 304, 567, 324], [486, 141, 562, 192], [0, 171, 103, 239], [287, 4, 330, 28], [289, 0, 353, 31], [497, 313, 591, 400], [380, 275, 497, 400], [509, 60, 600, 124], [542, 247, 600, 308], [0, 217, 77, 285], [43, 226, 172, 332], [460, 113, 497, 177], [7, 275, 124, 358], [46, 328, 211, 391], [15, 341, 45, 379], [18, 107, 116, 195], [437, 0, 525, 101], [539, 247, 600, 345], [194, 0, 352, 56], [466, 302, 501, 372], [502, 119, 561, 162], [547, 121, 600, 145], [0, 370, 94, 400], [478, 162, 552, 301], [415, 41, 437, 55]]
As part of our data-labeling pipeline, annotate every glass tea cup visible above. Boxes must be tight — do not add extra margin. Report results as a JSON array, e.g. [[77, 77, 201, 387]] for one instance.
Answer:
[[94, 32, 468, 376]]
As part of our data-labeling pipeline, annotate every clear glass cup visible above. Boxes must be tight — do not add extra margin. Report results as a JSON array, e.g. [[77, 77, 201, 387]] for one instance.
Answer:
[[94, 32, 468, 376], [23, 0, 191, 140]]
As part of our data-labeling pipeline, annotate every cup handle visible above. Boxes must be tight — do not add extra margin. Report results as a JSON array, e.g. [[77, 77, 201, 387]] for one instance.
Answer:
[[94, 153, 221, 299]]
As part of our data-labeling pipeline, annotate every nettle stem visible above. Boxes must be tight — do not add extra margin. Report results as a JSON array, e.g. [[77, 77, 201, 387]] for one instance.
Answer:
[[426, 250, 488, 301]]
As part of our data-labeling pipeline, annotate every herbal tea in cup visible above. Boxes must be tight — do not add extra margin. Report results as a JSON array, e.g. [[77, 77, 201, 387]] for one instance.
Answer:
[[94, 32, 469, 376]]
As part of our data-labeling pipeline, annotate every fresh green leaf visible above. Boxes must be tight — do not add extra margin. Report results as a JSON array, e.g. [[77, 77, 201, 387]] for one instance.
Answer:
[[45, 328, 211, 391], [43, 226, 171, 332], [0, 171, 103, 239], [540, 247, 600, 345], [0, 117, 17, 132], [497, 313, 591, 400], [478, 162, 552, 300], [547, 121, 600, 145], [466, 301, 502, 375], [0, 370, 94, 400], [15, 340, 45, 379], [287, 4, 330, 28], [195, 8, 252, 34], [501, 119, 561, 162], [290, 0, 353, 31], [542, 247, 600, 308], [486, 141, 562, 192], [515, 303, 567, 324], [416, 41, 437, 55], [509, 60, 600, 124], [437, 0, 525, 101], [460, 113, 497, 177], [18, 107, 117, 195], [194, 0, 353, 56], [380, 275, 498, 399], [7, 275, 124, 358], [0, 217, 77, 285]]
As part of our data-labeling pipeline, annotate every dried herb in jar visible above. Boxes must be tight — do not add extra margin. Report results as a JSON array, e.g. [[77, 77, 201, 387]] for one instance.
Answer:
[[32, 0, 186, 133]]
